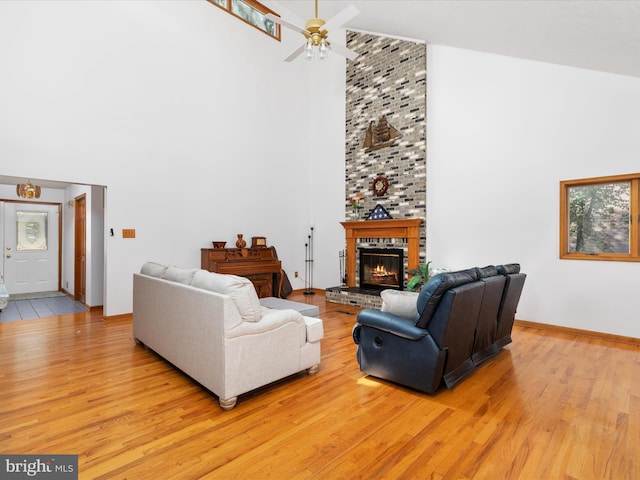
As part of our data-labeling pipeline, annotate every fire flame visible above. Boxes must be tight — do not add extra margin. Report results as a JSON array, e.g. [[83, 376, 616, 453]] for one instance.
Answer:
[[370, 265, 397, 282], [372, 265, 390, 275]]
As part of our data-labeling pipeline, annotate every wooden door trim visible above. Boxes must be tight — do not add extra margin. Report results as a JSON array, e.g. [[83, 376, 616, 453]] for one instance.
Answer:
[[74, 194, 87, 304]]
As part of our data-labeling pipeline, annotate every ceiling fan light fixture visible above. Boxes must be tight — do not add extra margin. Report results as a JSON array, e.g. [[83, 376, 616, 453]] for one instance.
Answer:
[[319, 39, 328, 60], [304, 36, 329, 60], [305, 38, 315, 60], [265, 1, 358, 62]]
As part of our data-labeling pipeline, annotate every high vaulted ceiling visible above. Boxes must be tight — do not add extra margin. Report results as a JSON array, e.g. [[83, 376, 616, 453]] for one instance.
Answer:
[[278, 0, 640, 78]]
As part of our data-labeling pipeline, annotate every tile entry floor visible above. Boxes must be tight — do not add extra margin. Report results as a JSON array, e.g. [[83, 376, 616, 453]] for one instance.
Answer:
[[0, 295, 86, 322]]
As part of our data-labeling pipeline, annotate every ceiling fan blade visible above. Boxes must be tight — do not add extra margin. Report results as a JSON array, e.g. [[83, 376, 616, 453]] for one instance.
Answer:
[[321, 4, 359, 34], [284, 43, 307, 62], [329, 42, 359, 61], [265, 13, 310, 36]]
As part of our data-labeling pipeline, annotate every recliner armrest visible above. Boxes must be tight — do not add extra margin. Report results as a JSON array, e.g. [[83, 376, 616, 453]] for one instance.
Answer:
[[356, 309, 428, 341]]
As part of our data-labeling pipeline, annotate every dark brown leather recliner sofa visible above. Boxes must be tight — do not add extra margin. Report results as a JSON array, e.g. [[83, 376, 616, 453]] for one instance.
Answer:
[[352, 264, 526, 394]]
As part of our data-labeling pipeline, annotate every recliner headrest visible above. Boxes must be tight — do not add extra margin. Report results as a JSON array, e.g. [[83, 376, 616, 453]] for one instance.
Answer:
[[415, 268, 479, 328], [497, 263, 521, 274], [476, 265, 498, 278]]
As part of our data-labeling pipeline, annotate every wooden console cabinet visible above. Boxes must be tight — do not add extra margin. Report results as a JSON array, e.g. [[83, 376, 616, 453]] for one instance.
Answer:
[[201, 247, 282, 298]]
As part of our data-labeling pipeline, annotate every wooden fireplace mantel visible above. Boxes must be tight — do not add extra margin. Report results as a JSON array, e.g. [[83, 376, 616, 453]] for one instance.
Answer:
[[340, 218, 423, 288]]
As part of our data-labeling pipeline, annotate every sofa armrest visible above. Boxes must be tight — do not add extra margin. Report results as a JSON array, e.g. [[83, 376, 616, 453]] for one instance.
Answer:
[[356, 309, 428, 341], [302, 315, 323, 343], [0, 281, 8, 310], [226, 308, 306, 344]]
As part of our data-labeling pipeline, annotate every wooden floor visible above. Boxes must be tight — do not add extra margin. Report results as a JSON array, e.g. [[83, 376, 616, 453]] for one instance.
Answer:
[[1, 291, 639, 479]]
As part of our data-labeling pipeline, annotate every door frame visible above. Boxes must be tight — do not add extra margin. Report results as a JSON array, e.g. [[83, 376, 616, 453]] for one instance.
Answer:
[[74, 194, 86, 303], [1, 198, 63, 292]]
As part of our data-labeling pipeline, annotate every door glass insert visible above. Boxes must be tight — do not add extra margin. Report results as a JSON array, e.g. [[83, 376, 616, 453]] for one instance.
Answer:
[[16, 211, 48, 251]]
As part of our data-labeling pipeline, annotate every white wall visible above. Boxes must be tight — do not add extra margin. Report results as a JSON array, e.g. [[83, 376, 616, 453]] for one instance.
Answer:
[[427, 45, 640, 338], [90, 185, 105, 306], [6, 2, 636, 339], [61, 183, 105, 308], [0, 1, 347, 315]]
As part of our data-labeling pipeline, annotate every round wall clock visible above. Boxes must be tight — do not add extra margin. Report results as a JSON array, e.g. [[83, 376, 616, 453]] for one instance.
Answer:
[[372, 176, 389, 197]]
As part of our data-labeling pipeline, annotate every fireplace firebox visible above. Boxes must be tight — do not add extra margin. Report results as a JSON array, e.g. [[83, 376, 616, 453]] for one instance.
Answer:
[[358, 248, 404, 291]]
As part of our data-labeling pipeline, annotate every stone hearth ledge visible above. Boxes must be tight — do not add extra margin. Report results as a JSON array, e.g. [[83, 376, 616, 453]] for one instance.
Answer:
[[325, 286, 382, 309]]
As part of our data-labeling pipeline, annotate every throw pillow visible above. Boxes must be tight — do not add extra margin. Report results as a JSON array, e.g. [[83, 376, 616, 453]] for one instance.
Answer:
[[380, 290, 419, 320]]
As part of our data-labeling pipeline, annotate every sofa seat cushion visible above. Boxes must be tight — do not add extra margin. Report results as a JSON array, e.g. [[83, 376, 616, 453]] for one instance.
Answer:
[[259, 297, 320, 318], [380, 289, 419, 320], [192, 270, 262, 322]]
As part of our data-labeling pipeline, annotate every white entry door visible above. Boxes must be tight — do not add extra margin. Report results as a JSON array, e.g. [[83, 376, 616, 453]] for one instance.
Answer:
[[2, 202, 60, 295]]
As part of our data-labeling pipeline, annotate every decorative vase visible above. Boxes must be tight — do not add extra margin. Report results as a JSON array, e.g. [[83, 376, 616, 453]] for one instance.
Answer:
[[212, 241, 226, 249], [236, 234, 246, 248]]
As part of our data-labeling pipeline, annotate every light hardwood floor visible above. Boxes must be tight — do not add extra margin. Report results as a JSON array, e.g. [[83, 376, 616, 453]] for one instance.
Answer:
[[1, 291, 639, 479]]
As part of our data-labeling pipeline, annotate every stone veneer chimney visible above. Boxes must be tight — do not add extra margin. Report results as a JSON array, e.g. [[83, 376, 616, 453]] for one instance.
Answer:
[[345, 31, 427, 289]]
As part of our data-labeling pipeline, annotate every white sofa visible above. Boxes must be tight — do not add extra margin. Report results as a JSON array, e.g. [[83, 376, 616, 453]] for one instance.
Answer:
[[133, 262, 323, 410], [0, 280, 8, 310]]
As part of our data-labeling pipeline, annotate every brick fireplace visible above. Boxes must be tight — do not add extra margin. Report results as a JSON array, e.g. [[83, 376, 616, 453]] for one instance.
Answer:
[[325, 218, 423, 308], [341, 218, 422, 288]]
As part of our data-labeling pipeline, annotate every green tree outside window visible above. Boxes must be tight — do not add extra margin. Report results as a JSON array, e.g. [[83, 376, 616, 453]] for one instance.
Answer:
[[560, 174, 640, 261]]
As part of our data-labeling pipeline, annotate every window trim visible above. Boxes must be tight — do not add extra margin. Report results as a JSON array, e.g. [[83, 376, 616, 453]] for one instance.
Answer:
[[207, 0, 281, 41], [560, 173, 640, 262]]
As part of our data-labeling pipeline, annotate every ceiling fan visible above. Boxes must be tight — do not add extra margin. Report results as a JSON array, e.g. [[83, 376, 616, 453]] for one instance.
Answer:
[[266, 0, 359, 62]]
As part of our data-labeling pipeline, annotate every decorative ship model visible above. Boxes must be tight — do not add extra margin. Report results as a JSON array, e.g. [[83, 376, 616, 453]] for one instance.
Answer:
[[363, 115, 401, 153]]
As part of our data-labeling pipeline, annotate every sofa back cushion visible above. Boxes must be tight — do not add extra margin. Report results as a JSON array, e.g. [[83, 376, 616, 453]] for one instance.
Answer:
[[415, 268, 479, 328], [192, 270, 262, 322], [140, 262, 169, 278], [162, 266, 199, 285]]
